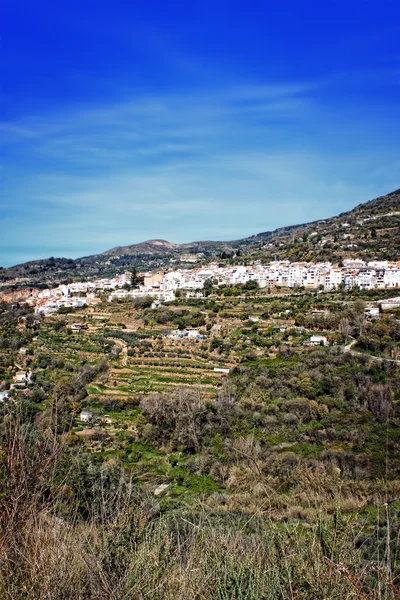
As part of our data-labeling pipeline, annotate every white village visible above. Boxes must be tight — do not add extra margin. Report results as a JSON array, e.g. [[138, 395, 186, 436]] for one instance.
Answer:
[[32, 258, 400, 316]]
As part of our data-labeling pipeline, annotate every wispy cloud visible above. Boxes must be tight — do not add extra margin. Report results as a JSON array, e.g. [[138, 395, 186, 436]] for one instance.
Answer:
[[1, 70, 399, 266], [1, 80, 313, 145]]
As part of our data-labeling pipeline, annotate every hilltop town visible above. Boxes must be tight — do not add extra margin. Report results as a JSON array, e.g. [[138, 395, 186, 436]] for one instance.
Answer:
[[25, 257, 400, 316]]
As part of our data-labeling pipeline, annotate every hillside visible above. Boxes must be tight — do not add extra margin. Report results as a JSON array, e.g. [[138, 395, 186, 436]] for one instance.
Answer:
[[1, 189, 399, 289], [1, 192, 400, 598], [242, 188, 400, 264], [1, 272, 400, 598]]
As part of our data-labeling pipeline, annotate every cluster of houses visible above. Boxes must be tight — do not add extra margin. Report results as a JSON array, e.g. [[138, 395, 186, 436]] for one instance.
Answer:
[[159, 260, 400, 291], [124, 260, 400, 294], [35, 273, 132, 315], [30, 259, 400, 317], [36, 286, 92, 315], [108, 288, 175, 304]]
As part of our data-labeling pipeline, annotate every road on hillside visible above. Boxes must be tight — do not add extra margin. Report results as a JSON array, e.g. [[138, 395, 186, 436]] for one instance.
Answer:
[[343, 337, 400, 364]]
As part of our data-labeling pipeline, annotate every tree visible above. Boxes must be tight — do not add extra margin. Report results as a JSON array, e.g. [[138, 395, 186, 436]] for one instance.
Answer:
[[352, 299, 366, 337], [130, 268, 143, 289], [243, 280, 258, 291], [140, 389, 208, 452], [339, 317, 352, 341], [54, 319, 66, 331], [203, 278, 213, 297]]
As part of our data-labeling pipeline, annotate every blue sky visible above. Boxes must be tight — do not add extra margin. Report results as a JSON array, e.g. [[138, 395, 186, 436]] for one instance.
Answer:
[[1, 0, 400, 267]]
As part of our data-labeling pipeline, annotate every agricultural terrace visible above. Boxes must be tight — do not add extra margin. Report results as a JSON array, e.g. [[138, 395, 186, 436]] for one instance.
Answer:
[[6, 284, 399, 507]]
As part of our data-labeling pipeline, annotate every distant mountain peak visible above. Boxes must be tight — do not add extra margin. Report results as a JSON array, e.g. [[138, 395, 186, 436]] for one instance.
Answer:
[[100, 238, 179, 257]]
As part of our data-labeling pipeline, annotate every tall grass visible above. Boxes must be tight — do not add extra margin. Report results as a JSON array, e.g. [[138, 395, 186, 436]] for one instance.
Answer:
[[0, 409, 399, 599], [2, 509, 399, 599]]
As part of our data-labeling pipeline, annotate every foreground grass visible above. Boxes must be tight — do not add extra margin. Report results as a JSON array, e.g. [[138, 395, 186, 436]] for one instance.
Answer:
[[1, 418, 399, 600], [1, 505, 399, 600]]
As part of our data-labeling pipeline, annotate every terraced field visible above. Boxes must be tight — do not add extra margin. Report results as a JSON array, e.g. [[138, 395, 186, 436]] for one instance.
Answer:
[[33, 292, 327, 409], [88, 343, 235, 398], [31, 305, 238, 406]]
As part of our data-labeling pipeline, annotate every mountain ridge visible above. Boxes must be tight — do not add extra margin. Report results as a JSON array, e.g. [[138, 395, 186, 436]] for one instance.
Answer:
[[2, 188, 399, 287]]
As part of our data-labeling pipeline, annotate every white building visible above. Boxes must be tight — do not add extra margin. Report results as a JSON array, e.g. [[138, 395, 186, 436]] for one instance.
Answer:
[[310, 335, 328, 346], [80, 411, 94, 423], [12, 370, 32, 385], [365, 307, 380, 318], [0, 391, 9, 402]]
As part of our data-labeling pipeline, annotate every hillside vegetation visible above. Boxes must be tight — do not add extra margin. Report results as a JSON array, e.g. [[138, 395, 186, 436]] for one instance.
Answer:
[[1, 278, 400, 598]]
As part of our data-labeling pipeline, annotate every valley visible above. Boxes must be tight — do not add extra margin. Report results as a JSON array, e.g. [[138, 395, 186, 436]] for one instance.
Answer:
[[2, 190, 400, 598]]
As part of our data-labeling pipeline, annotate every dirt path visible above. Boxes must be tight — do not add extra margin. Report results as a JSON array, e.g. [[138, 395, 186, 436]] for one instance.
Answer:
[[344, 337, 400, 364], [344, 338, 357, 353], [109, 338, 128, 366]]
